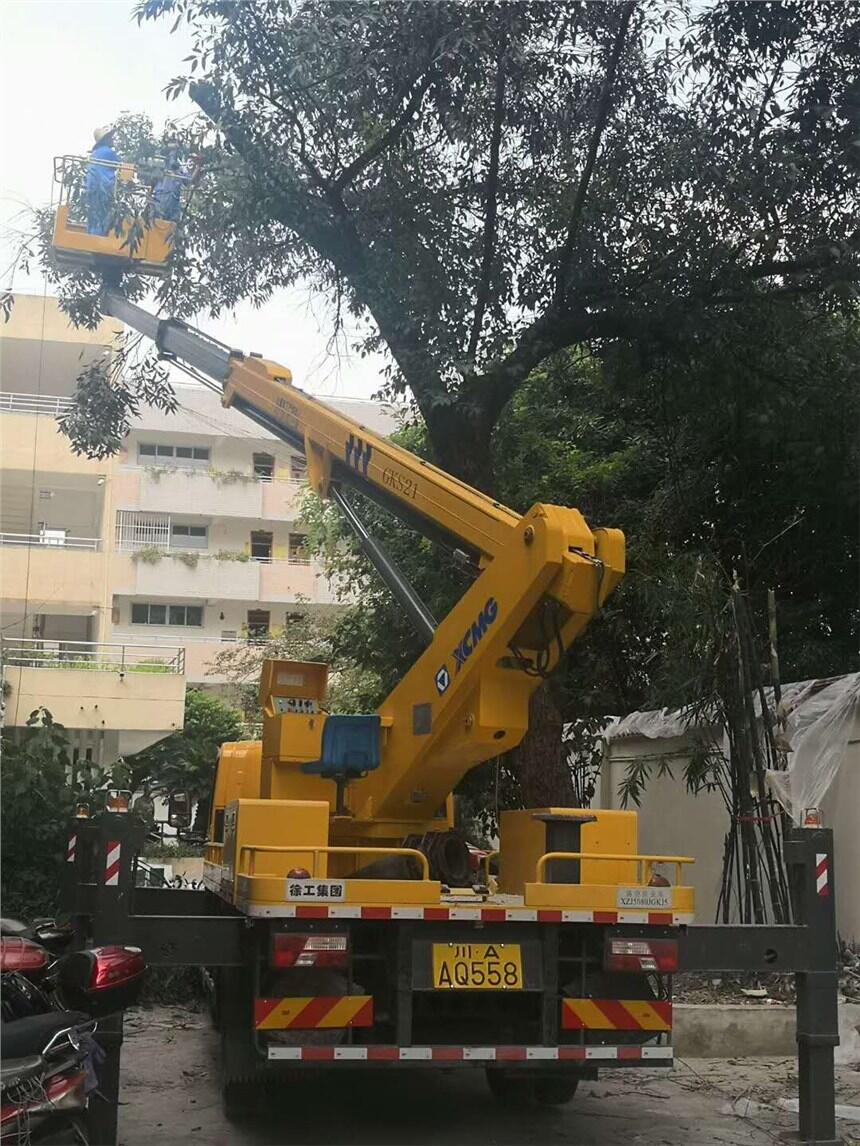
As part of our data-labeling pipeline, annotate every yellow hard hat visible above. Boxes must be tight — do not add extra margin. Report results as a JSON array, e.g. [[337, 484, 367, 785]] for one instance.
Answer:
[[93, 124, 115, 145]]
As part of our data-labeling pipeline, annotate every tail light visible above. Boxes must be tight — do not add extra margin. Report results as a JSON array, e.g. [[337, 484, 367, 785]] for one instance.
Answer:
[[88, 945, 146, 990], [604, 937, 678, 974], [272, 933, 348, 969], [56, 945, 147, 1016], [0, 937, 50, 973]]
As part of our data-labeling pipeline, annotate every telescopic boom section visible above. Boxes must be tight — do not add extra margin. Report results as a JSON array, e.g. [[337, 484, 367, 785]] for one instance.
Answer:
[[101, 291, 625, 828], [104, 292, 519, 563]]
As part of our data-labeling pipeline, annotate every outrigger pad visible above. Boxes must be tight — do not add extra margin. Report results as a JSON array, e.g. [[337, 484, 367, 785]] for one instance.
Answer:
[[301, 715, 381, 779]]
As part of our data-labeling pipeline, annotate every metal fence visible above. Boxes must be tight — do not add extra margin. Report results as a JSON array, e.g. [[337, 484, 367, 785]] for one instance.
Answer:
[[0, 531, 101, 550], [0, 392, 75, 417], [0, 638, 184, 674]]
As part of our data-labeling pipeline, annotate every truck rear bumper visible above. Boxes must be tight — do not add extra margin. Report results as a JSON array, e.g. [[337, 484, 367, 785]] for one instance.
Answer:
[[266, 1044, 673, 1065]]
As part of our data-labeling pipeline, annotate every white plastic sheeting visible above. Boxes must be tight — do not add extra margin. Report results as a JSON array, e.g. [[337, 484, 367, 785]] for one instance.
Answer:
[[766, 674, 860, 822], [601, 674, 860, 824]]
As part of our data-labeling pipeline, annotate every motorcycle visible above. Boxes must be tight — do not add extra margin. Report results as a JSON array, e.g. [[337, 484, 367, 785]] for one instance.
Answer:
[[0, 920, 75, 961], [1, 940, 146, 1144], [1, 936, 146, 1022], [1, 1012, 97, 1144]]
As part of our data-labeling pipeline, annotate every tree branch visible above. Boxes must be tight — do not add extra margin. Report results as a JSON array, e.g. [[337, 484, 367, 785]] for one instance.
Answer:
[[553, 0, 636, 308], [466, 28, 507, 366], [331, 70, 436, 194], [751, 42, 790, 153]]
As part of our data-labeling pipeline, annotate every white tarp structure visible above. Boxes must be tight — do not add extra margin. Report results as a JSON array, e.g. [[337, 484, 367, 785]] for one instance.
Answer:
[[601, 673, 860, 824]]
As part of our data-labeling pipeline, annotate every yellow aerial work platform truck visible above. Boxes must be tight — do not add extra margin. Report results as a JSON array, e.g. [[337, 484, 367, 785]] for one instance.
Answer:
[[53, 159, 695, 1115]]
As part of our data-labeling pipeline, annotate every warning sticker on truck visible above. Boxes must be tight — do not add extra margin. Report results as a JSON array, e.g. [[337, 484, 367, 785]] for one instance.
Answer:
[[286, 879, 346, 902]]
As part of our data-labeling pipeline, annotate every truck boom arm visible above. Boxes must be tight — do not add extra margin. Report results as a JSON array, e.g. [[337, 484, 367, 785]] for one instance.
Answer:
[[102, 290, 624, 826], [105, 291, 520, 563]]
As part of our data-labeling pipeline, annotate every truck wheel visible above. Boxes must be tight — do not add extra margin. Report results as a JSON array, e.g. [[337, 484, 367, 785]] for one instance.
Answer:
[[534, 1075, 580, 1105], [222, 1079, 258, 1122], [484, 1068, 536, 1105]]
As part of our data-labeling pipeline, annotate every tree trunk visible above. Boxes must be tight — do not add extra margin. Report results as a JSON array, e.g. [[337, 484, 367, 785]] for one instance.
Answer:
[[424, 401, 575, 809], [426, 402, 496, 493], [505, 685, 574, 809]]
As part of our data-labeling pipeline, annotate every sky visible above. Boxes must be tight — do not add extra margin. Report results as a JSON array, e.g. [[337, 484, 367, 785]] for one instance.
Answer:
[[0, 0, 387, 400]]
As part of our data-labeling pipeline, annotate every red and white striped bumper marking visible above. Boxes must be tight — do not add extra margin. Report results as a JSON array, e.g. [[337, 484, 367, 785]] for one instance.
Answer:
[[66, 834, 76, 864], [104, 840, 121, 886], [267, 1044, 674, 1063], [816, 853, 829, 897], [241, 903, 694, 925]]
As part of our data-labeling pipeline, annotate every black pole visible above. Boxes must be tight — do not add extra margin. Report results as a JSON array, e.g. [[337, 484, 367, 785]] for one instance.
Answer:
[[91, 812, 142, 946], [784, 826, 841, 1146], [89, 1012, 123, 1146], [331, 485, 437, 646]]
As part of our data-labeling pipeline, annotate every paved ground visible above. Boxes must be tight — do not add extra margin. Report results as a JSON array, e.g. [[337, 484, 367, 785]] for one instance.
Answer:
[[118, 1008, 860, 1146]]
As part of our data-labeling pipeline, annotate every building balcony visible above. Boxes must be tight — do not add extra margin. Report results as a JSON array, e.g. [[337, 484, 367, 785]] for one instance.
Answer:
[[1, 544, 106, 609], [0, 392, 75, 417], [0, 530, 100, 551], [259, 559, 339, 604], [118, 466, 306, 521], [112, 552, 261, 601], [0, 638, 186, 745], [0, 411, 108, 475], [106, 632, 251, 684], [111, 552, 336, 604]]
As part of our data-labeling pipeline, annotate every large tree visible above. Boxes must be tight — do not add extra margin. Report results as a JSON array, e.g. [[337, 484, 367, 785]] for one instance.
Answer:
[[29, 0, 859, 808], [40, 0, 859, 483]]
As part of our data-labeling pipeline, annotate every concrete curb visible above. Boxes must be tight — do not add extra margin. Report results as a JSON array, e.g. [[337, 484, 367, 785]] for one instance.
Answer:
[[673, 1000, 860, 1060], [673, 1003, 795, 1057]]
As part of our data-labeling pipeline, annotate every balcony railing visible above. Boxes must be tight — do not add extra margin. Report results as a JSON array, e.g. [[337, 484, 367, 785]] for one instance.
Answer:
[[0, 638, 184, 674], [0, 392, 75, 417], [0, 532, 101, 551]]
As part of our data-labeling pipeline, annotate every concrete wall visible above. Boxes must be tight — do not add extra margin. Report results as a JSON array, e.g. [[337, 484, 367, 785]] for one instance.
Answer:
[[2, 548, 107, 609], [0, 416, 109, 478], [3, 664, 185, 739], [602, 719, 860, 942]]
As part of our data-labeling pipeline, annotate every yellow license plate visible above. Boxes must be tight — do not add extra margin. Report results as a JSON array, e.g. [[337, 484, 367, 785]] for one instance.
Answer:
[[432, 942, 523, 990]]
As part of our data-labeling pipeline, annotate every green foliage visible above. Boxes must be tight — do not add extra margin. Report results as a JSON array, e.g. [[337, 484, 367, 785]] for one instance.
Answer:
[[208, 603, 383, 721], [127, 689, 242, 803], [27, 1, 858, 482], [0, 710, 111, 917], [142, 840, 205, 860], [131, 545, 163, 564]]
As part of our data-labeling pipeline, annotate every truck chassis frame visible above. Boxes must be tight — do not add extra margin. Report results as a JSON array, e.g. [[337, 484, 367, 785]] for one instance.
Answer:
[[62, 817, 842, 1146]]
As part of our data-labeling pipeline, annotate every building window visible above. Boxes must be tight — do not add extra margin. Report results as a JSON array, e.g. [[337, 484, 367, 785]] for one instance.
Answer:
[[250, 530, 273, 562], [289, 455, 307, 481], [131, 603, 203, 626], [289, 533, 310, 564], [170, 523, 208, 549], [138, 443, 210, 467], [246, 610, 270, 642], [253, 452, 275, 480]]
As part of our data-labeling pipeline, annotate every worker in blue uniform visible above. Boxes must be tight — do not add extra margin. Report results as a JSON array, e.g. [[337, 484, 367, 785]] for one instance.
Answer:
[[153, 139, 184, 223], [87, 125, 119, 235]]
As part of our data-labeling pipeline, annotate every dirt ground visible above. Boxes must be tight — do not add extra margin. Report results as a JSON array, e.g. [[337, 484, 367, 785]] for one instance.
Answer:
[[117, 1007, 860, 1146]]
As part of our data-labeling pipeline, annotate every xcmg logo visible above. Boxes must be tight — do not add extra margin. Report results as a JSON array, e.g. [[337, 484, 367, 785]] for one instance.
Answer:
[[453, 597, 498, 673]]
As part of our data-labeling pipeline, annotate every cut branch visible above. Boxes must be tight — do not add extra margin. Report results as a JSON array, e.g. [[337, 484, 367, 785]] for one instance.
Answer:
[[553, 0, 636, 307]]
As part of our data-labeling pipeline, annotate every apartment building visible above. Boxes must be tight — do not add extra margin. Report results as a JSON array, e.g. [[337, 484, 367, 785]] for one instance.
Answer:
[[108, 382, 395, 685], [0, 293, 396, 760]]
